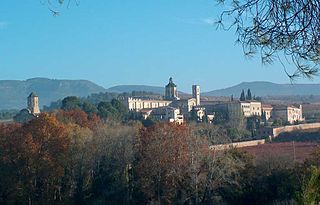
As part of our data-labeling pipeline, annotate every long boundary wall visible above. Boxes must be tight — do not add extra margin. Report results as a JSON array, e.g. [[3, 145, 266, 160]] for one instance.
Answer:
[[210, 139, 266, 150], [272, 122, 320, 137], [209, 123, 320, 151]]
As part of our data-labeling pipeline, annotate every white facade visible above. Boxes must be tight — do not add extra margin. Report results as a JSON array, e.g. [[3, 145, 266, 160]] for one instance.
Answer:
[[166, 107, 184, 124], [148, 106, 184, 124], [125, 97, 172, 111], [262, 105, 273, 121], [249, 101, 262, 116], [272, 105, 304, 124], [239, 101, 261, 117], [122, 78, 201, 124]]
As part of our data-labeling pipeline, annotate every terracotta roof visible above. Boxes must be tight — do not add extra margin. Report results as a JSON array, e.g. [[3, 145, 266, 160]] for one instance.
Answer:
[[262, 104, 273, 108]]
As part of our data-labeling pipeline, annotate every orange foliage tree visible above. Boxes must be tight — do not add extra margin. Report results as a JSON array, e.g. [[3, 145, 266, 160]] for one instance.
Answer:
[[0, 113, 69, 204], [136, 123, 193, 204]]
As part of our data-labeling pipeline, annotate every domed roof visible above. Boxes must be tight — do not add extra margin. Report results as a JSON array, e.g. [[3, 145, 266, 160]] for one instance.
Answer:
[[166, 77, 176, 87], [28, 92, 38, 98]]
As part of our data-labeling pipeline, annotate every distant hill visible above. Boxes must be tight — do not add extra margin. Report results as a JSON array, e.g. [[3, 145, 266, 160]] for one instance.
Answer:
[[4, 79, 320, 110], [106, 85, 188, 97], [0, 78, 106, 109], [203, 81, 320, 97], [0, 79, 192, 110]]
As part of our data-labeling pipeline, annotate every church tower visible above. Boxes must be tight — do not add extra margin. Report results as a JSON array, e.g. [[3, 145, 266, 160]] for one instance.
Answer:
[[27, 92, 40, 115], [192, 85, 200, 106], [165, 77, 179, 100]]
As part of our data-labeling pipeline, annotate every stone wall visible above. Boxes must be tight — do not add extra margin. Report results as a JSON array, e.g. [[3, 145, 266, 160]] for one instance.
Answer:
[[210, 139, 266, 150], [272, 122, 320, 137]]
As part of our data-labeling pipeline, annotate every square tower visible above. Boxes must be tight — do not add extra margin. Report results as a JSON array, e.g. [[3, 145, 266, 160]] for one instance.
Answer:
[[192, 85, 200, 106], [27, 92, 40, 115]]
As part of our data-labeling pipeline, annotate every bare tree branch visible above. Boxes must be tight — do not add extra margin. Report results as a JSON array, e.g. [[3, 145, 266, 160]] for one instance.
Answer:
[[217, 0, 320, 79]]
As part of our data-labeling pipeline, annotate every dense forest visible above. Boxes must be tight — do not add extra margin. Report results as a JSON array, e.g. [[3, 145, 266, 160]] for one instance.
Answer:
[[0, 96, 319, 204]]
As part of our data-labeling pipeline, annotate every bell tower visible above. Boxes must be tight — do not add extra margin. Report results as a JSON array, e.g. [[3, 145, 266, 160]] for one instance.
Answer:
[[27, 92, 40, 115], [192, 85, 200, 106], [165, 77, 179, 100]]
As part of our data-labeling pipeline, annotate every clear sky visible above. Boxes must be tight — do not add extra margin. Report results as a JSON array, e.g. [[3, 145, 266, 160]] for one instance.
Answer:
[[0, 0, 319, 93]]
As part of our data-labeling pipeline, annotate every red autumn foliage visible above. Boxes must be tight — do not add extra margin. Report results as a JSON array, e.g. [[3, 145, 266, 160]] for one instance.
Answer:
[[0, 113, 70, 204], [57, 109, 101, 130]]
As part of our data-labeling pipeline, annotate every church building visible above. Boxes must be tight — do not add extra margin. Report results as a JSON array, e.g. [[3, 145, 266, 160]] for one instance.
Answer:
[[14, 92, 41, 123], [27, 92, 41, 115], [123, 77, 204, 124], [165, 77, 180, 100]]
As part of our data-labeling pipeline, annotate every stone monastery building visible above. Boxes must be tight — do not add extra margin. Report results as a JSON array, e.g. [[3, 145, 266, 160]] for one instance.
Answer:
[[123, 78, 202, 123]]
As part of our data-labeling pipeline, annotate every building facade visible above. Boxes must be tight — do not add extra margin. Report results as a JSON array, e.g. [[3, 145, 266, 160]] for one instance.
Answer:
[[261, 104, 273, 121], [27, 92, 40, 115], [192, 85, 200, 106], [170, 98, 197, 118], [166, 107, 184, 124], [125, 97, 172, 111], [272, 105, 304, 124], [165, 77, 179, 100], [122, 78, 203, 124], [144, 106, 184, 124], [233, 101, 262, 117], [14, 92, 41, 123]]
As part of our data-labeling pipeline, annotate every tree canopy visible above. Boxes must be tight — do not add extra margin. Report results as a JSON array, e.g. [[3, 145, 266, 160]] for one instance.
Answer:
[[217, 0, 320, 79], [240, 89, 246, 101]]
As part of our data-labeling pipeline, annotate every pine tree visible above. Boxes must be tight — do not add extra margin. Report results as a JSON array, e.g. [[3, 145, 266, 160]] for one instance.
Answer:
[[240, 90, 245, 101], [261, 111, 267, 122]]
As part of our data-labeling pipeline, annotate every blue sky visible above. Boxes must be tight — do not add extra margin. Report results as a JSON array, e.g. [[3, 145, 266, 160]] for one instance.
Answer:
[[0, 0, 319, 93]]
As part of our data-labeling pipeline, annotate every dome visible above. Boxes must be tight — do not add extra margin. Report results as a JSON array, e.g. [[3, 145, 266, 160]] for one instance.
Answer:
[[166, 77, 176, 87], [28, 92, 38, 98]]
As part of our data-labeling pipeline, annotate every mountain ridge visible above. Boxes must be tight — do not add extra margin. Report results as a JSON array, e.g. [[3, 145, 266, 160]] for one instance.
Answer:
[[202, 81, 320, 97], [0, 78, 106, 109]]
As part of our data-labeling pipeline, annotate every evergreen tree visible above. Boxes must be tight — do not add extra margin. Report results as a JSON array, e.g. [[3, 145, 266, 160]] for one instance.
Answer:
[[61, 96, 81, 110], [261, 111, 267, 122], [190, 109, 199, 122], [246, 89, 252, 100], [240, 90, 246, 101]]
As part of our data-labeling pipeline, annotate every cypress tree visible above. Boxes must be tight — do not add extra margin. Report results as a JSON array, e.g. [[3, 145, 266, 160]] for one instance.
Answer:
[[240, 89, 246, 101], [247, 89, 252, 100]]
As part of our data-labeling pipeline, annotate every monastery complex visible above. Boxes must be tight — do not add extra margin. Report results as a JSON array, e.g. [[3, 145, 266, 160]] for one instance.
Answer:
[[123, 78, 304, 125], [123, 78, 202, 124], [12, 77, 304, 127]]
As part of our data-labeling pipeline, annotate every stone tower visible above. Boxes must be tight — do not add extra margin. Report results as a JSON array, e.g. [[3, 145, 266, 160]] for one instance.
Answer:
[[192, 85, 200, 106], [27, 92, 40, 115], [165, 77, 179, 100]]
